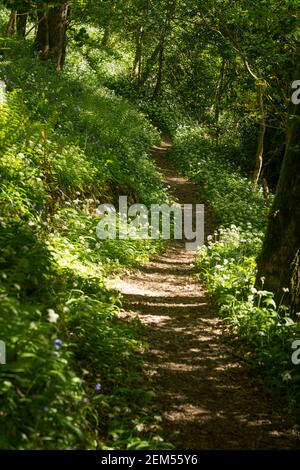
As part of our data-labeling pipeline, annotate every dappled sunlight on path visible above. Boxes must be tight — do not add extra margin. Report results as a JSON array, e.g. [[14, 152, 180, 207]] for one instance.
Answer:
[[111, 140, 300, 450]]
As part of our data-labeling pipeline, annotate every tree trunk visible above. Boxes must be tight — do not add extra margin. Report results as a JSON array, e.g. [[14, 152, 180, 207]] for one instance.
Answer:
[[16, 11, 28, 37], [132, 25, 144, 80], [35, 11, 50, 59], [214, 58, 226, 126], [48, 3, 69, 71], [256, 104, 300, 316], [140, 42, 162, 86], [101, 21, 111, 47], [132, 0, 150, 81], [102, 0, 115, 47], [213, 19, 267, 187], [6, 10, 17, 36], [35, 3, 69, 71], [152, 39, 165, 98], [214, 58, 226, 143], [140, 0, 175, 88], [252, 83, 266, 191]]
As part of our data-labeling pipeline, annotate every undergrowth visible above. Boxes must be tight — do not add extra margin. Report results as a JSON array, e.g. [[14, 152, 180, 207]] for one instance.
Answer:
[[169, 124, 300, 421], [0, 30, 173, 449]]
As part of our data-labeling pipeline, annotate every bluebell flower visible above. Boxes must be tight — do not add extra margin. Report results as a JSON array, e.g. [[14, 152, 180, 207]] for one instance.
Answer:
[[95, 383, 102, 392], [54, 339, 63, 350]]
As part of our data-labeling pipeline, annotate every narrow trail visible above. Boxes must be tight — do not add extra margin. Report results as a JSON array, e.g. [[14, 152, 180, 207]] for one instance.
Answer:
[[112, 139, 300, 450]]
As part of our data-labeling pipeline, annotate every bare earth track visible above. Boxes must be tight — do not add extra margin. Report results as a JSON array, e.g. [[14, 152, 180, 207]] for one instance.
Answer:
[[112, 139, 300, 450]]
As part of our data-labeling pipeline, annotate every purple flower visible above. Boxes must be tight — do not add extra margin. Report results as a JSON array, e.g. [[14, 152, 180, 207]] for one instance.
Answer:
[[54, 339, 63, 350], [95, 383, 102, 392]]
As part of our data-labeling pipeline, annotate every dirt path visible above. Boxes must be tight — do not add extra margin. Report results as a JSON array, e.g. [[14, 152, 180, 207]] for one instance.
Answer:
[[112, 139, 300, 450]]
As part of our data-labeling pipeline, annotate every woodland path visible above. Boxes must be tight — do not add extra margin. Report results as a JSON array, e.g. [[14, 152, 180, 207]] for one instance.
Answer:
[[111, 138, 300, 450]]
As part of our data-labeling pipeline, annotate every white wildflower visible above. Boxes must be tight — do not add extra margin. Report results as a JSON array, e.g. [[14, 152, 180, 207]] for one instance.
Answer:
[[47, 309, 59, 323], [281, 371, 292, 382]]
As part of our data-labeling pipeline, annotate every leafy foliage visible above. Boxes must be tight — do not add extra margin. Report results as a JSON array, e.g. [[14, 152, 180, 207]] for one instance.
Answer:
[[1, 0, 300, 449], [0, 19, 171, 449], [167, 124, 300, 420]]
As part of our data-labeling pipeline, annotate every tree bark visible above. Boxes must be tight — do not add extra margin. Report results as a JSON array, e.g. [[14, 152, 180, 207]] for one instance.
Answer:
[[35, 11, 50, 59], [214, 58, 227, 143], [16, 11, 28, 37], [140, 41, 161, 86], [102, 0, 115, 47], [132, 25, 144, 80], [132, 0, 150, 81], [214, 58, 226, 126], [6, 10, 17, 36], [252, 83, 266, 191], [152, 39, 165, 98], [35, 3, 69, 71], [140, 0, 175, 89], [48, 3, 69, 71], [256, 104, 300, 316], [210, 16, 267, 188]]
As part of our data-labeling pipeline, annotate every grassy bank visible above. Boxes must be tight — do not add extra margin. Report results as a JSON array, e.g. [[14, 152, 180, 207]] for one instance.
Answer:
[[0, 29, 172, 449]]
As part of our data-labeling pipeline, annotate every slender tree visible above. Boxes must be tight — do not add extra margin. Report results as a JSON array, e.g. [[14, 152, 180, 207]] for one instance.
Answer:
[[16, 10, 28, 37], [5, 0, 30, 37], [101, 0, 116, 47], [6, 9, 17, 35]]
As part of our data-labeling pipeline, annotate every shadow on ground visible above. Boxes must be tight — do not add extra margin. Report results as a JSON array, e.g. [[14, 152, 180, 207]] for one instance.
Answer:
[[113, 140, 300, 450]]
